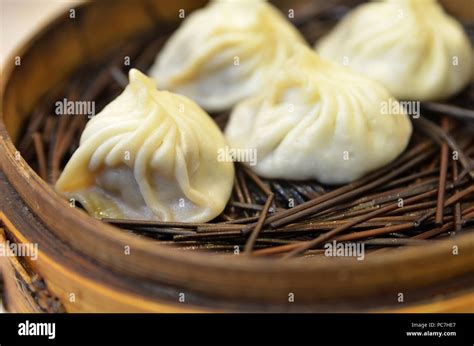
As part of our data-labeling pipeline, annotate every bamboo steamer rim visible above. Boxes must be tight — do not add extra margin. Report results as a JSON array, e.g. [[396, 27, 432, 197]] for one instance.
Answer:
[[0, 0, 473, 303]]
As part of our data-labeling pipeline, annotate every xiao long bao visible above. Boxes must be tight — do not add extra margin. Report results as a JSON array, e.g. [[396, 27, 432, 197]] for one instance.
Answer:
[[316, 0, 473, 101], [225, 46, 413, 185], [148, 0, 305, 112], [56, 69, 234, 222]]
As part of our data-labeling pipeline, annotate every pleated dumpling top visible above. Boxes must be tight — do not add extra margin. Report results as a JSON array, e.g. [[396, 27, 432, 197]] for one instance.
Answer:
[[56, 69, 234, 222], [316, 0, 473, 101], [225, 46, 413, 184], [149, 0, 306, 111]]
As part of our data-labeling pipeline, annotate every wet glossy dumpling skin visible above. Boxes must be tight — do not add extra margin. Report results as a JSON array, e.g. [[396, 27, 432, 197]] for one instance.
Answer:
[[225, 46, 413, 184], [149, 0, 306, 111], [56, 69, 234, 222], [316, 0, 473, 101]]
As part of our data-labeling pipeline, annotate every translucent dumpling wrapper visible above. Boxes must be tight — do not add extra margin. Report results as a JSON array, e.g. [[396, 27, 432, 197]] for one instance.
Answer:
[[56, 69, 234, 222], [225, 46, 413, 184], [148, 0, 306, 112], [316, 0, 473, 101]]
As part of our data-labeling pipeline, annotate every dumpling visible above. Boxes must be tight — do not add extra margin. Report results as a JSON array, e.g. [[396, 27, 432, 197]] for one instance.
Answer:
[[148, 0, 306, 112], [56, 69, 234, 222], [316, 0, 473, 101], [225, 45, 413, 184]]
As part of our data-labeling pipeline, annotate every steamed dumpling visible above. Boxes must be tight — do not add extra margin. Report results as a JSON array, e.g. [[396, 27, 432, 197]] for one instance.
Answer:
[[316, 0, 473, 101], [225, 46, 413, 184], [149, 0, 305, 112], [56, 69, 234, 222]]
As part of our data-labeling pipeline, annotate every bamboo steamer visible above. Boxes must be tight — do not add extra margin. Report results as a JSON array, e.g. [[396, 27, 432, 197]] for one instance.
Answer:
[[0, 0, 473, 312]]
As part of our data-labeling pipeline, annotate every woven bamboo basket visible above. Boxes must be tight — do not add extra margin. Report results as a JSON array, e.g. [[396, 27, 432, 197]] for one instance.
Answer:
[[0, 0, 473, 312]]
